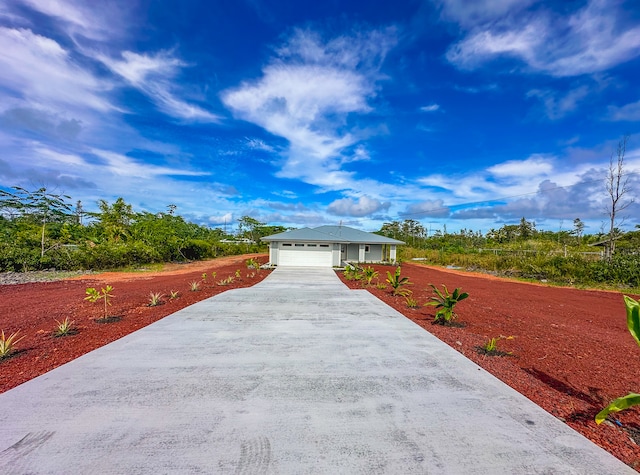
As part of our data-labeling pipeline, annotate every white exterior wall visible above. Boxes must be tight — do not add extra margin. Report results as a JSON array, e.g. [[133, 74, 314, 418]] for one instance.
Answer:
[[266, 240, 401, 266], [332, 244, 341, 267]]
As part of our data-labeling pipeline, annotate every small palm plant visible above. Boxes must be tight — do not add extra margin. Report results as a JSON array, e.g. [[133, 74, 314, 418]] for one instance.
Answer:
[[478, 335, 514, 356], [386, 267, 411, 296], [85, 285, 115, 321], [54, 317, 76, 337], [169, 290, 180, 300], [596, 295, 640, 424], [405, 294, 419, 308], [362, 266, 379, 286], [0, 330, 25, 359], [148, 292, 163, 307], [343, 266, 362, 281], [189, 281, 201, 292], [425, 284, 469, 324]]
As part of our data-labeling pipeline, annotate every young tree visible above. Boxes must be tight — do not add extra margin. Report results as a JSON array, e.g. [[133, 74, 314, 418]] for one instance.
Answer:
[[572, 218, 585, 244], [96, 197, 134, 242], [0, 186, 72, 257], [237, 216, 265, 242], [606, 135, 633, 260]]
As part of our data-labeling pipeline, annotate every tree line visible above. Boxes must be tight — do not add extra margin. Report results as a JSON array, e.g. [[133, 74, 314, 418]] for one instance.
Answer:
[[376, 218, 640, 288], [0, 188, 283, 272], [376, 217, 639, 252]]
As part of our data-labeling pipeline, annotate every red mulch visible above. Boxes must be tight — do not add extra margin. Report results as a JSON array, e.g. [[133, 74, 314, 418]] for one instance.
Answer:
[[338, 262, 640, 470], [1, 257, 638, 469]]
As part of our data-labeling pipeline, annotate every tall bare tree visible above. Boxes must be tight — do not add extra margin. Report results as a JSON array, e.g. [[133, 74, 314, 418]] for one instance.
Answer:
[[606, 135, 633, 260]]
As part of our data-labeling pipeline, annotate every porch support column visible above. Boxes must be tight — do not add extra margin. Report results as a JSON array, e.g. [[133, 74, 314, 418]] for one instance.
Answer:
[[359, 244, 366, 262], [390, 244, 397, 262]]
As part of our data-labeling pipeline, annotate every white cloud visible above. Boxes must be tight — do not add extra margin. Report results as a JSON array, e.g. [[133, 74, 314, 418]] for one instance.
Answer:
[[526, 86, 591, 120], [208, 213, 233, 226], [98, 50, 220, 122], [18, 0, 126, 41], [35, 147, 87, 167], [446, 0, 640, 77], [415, 144, 640, 224], [0, 27, 114, 112], [90, 149, 210, 178], [222, 28, 396, 190], [420, 104, 440, 112], [487, 155, 554, 178], [446, 20, 544, 70], [327, 196, 390, 217], [418, 153, 578, 205], [607, 99, 640, 121], [435, 0, 536, 28], [246, 138, 276, 153]]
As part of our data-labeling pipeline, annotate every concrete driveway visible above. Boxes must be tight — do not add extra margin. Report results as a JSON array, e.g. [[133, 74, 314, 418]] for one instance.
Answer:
[[0, 267, 634, 474]]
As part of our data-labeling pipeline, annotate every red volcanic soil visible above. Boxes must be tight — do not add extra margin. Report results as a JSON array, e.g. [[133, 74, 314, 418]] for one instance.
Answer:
[[1, 257, 638, 469], [339, 262, 640, 470], [0, 254, 270, 394]]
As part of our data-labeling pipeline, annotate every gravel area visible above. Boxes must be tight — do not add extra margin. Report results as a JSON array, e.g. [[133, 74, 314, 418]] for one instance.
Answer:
[[0, 270, 94, 285]]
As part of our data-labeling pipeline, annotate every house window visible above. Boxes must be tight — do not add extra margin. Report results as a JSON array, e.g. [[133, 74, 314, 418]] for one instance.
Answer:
[[282, 243, 292, 247], [320, 244, 330, 248], [365, 245, 370, 253], [295, 243, 304, 247], [307, 244, 317, 247]]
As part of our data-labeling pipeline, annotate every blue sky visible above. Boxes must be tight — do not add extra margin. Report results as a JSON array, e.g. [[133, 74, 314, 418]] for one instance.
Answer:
[[1, 0, 640, 235]]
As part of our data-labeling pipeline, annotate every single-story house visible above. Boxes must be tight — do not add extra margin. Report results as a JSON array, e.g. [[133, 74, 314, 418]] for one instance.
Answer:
[[261, 225, 405, 267]]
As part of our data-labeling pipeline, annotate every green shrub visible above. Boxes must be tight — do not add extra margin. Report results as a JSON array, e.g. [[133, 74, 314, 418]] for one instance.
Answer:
[[426, 284, 469, 324], [386, 267, 412, 296]]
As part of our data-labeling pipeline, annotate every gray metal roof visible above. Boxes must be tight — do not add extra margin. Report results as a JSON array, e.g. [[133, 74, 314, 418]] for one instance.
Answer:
[[261, 225, 404, 245]]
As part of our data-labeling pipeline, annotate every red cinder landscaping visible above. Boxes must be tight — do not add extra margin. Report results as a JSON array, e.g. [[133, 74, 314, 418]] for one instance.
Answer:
[[0, 254, 270, 394], [1, 257, 638, 469]]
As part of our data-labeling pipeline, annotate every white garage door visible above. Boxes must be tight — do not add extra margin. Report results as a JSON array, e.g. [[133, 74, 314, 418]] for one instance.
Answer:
[[279, 243, 333, 267]]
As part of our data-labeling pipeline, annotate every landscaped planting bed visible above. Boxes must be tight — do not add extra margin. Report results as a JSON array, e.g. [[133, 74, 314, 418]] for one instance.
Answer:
[[339, 262, 640, 470], [1, 257, 638, 469], [0, 254, 270, 394]]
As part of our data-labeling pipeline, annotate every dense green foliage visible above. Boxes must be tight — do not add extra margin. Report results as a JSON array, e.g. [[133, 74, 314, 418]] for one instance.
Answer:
[[0, 189, 271, 271], [378, 218, 640, 289]]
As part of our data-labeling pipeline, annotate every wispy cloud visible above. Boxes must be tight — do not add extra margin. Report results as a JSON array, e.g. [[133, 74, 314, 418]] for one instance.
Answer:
[[18, 0, 128, 41], [445, 0, 640, 77], [607, 99, 640, 121], [246, 138, 276, 153], [526, 86, 591, 120], [420, 104, 440, 112], [0, 26, 114, 113], [435, 0, 536, 28], [89, 149, 210, 178], [487, 155, 554, 178], [222, 27, 397, 190], [97, 50, 221, 122]]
